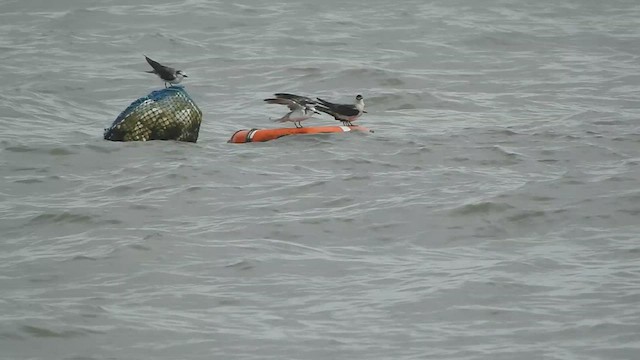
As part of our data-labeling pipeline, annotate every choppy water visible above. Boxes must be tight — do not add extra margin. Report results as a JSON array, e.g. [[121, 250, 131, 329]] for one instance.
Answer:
[[2, 0, 640, 359]]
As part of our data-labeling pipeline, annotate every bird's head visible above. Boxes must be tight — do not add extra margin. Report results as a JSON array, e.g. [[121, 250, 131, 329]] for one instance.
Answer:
[[177, 70, 188, 78], [354, 94, 366, 112]]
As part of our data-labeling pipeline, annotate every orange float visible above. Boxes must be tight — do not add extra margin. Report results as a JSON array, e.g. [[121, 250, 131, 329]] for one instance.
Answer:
[[228, 125, 373, 143]]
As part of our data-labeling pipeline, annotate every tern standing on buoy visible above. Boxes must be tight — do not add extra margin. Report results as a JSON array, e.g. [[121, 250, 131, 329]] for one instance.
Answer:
[[315, 95, 366, 126], [264, 93, 321, 128], [144, 55, 188, 88]]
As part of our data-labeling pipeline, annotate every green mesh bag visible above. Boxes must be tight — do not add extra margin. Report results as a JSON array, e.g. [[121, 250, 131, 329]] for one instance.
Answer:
[[104, 86, 202, 142]]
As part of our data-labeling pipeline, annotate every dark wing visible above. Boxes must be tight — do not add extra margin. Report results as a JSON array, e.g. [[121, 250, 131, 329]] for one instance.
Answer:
[[274, 93, 316, 106], [264, 97, 302, 111], [316, 97, 336, 107], [315, 105, 340, 120], [144, 55, 175, 79], [316, 98, 359, 116], [331, 105, 360, 116], [315, 105, 337, 117]]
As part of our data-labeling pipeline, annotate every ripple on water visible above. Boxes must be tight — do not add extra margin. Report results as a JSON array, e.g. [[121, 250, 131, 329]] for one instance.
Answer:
[[21, 325, 103, 338], [28, 212, 96, 225], [450, 201, 515, 216]]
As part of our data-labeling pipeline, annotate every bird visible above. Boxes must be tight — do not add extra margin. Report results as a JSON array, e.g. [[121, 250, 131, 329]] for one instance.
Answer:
[[315, 94, 366, 126], [264, 93, 321, 128], [144, 55, 188, 88]]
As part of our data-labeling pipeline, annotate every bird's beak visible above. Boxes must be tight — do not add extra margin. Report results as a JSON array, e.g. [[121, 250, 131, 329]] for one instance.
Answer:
[[363, 110, 368, 113], [182, 74, 188, 78]]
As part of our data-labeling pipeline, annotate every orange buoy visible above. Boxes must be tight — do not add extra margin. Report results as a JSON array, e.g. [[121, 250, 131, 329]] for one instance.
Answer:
[[228, 125, 372, 143]]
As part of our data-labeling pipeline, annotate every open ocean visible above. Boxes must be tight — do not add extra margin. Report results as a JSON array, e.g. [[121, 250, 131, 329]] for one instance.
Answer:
[[1, 0, 640, 359]]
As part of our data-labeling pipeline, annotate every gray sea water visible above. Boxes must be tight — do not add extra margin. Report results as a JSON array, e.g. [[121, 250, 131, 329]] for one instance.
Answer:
[[2, 0, 640, 359]]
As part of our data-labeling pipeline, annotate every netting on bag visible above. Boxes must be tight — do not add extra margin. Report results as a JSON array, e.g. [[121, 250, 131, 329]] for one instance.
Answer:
[[104, 86, 203, 142]]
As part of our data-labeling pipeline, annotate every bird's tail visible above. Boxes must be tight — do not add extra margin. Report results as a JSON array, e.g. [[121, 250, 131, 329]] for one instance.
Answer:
[[315, 105, 335, 117], [316, 98, 334, 107], [272, 115, 289, 123], [144, 55, 164, 73]]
